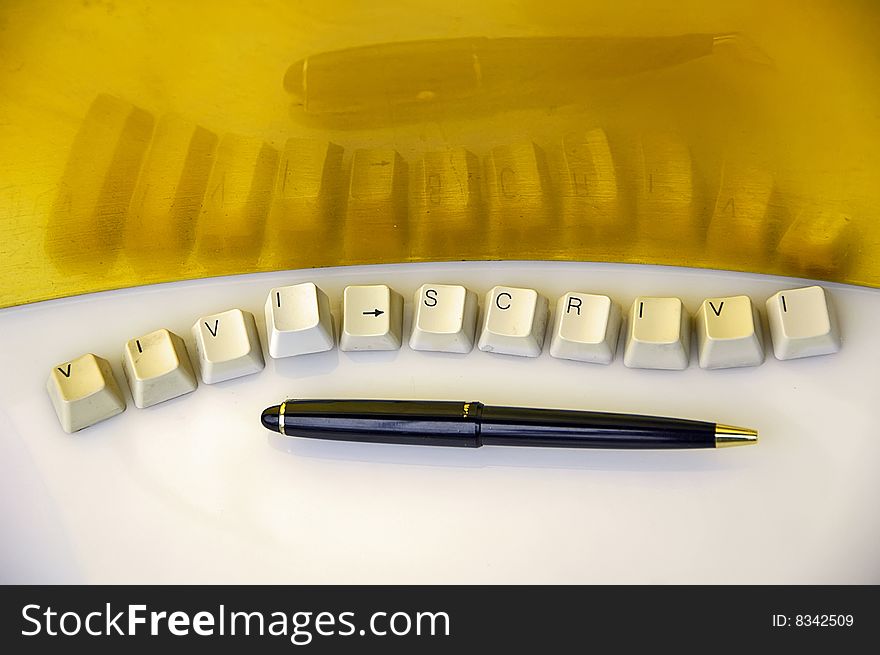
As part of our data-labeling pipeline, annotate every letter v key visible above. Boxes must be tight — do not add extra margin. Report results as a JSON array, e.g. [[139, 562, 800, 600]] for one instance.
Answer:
[[206, 320, 219, 337], [709, 301, 724, 317]]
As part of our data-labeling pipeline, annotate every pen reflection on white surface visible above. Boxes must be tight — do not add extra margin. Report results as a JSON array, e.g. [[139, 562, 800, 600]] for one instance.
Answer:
[[265, 431, 753, 473]]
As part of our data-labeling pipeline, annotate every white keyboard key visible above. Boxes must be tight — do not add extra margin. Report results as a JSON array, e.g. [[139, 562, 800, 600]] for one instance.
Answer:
[[339, 285, 404, 351], [695, 296, 764, 369], [766, 286, 841, 360], [265, 282, 334, 358], [192, 309, 265, 384], [409, 284, 479, 353], [47, 353, 125, 433], [623, 297, 691, 370], [478, 286, 549, 357], [122, 329, 198, 408], [549, 292, 621, 364]]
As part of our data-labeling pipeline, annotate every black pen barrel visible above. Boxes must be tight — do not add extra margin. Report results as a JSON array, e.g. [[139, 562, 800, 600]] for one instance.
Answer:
[[268, 399, 718, 449], [274, 399, 481, 447], [479, 405, 715, 449]]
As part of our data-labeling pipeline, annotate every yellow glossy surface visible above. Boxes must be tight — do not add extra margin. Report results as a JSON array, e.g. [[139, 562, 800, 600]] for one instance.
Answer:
[[1, 0, 879, 307]]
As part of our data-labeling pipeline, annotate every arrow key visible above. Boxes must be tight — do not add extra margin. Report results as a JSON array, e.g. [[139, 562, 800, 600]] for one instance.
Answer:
[[340, 285, 403, 351]]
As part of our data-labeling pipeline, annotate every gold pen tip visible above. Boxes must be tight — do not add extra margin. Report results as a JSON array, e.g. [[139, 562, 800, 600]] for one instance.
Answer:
[[715, 423, 758, 448]]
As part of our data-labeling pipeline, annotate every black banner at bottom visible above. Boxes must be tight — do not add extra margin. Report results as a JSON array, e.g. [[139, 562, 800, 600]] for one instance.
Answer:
[[1, 585, 876, 652]]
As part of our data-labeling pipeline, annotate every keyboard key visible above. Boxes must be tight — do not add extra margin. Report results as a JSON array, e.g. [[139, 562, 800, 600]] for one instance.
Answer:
[[409, 284, 479, 353], [122, 329, 198, 408], [340, 285, 404, 351], [265, 283, 335, 358], [478, 286, 549, 358], [623, 297, 691, 370], [47, 353, 126, 433], [549, 292, 621, 364], [192, 309, 265, 384], [765, 286, 841, 360], [694, 296, 764, 369]]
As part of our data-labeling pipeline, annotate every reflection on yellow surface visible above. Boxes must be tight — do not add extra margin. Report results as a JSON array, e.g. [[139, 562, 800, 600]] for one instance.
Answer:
[[634, 132, 700, 246], [706, 154, 778, 259], [269, 140, 343, 231], [559, 130, 619, 239], [345, 148, 409, 261], [1, 1, 879, 308], [777, 209, 854, 278], [284, 34, 721, 120], [411, 148, 482, 256], [195, 134, 278, 269], [125, 114, 218, 267], [486, 142, 553, 249], [45, 94, 154, 273]]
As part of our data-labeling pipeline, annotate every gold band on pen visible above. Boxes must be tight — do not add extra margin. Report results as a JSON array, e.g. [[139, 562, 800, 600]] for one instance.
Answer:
[[715, 423, 758, 447], [279, 401, 286, 436]]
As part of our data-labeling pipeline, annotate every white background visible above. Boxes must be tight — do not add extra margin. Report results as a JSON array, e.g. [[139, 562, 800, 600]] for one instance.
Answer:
[[1, 261, 878, 583]]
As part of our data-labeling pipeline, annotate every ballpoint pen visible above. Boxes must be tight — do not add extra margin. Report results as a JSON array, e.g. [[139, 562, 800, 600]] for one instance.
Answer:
[[260, 399, 757, 449]]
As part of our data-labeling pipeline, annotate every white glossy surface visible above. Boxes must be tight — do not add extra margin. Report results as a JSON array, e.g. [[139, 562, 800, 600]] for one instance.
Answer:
[[2, 261, 879, 583]]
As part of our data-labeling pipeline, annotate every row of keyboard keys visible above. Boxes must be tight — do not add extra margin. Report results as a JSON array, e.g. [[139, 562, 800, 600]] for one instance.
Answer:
[[48, 283, 841, 433], [263, 282, 841, 368], [123, 309, 266, 408], [48, 310, 266, 431]]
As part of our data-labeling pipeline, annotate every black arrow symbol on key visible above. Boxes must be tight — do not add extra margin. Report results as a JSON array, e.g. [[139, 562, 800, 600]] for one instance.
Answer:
[[363, 308, 385, 317]]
